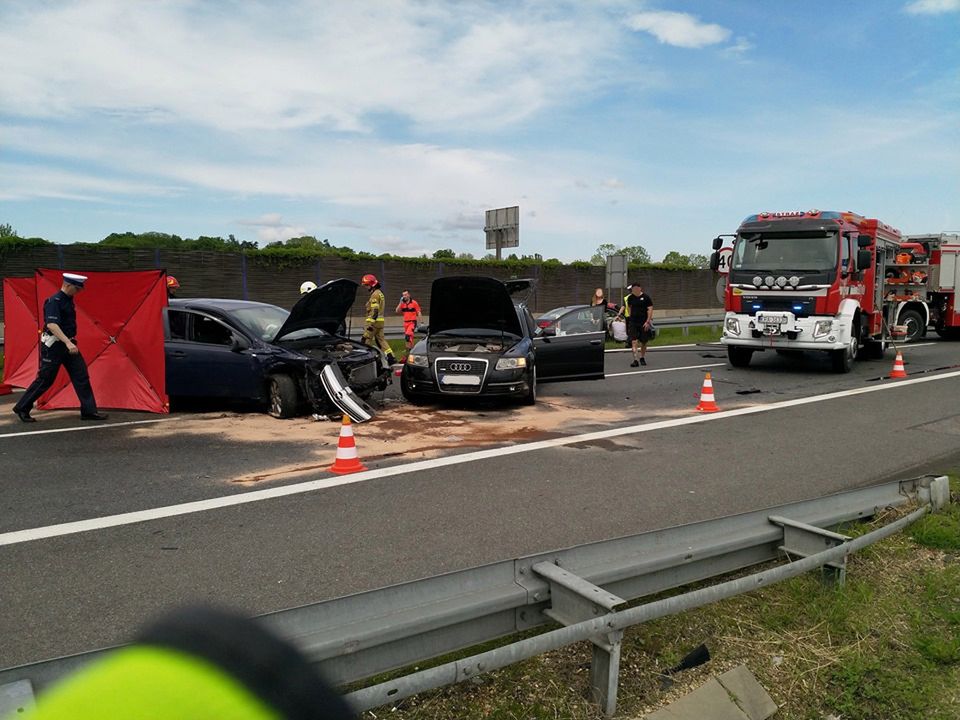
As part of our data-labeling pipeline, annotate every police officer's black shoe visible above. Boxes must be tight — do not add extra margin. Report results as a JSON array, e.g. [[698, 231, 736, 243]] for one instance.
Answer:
[[13, 408, 37, 423], [386, 353, 397, 366], [80, 412, 108, 421]]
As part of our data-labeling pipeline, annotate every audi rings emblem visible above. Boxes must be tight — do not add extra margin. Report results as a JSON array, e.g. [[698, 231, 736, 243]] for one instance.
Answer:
[[448, 362, 472, 372]]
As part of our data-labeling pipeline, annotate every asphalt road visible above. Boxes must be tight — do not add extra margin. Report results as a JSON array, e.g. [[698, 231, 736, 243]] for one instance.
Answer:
[[2, 339, 960, 667]]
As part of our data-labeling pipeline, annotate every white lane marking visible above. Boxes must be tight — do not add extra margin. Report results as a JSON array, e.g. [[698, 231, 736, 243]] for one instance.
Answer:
[[4, 368, 960, 546], [0, 418, 175, 439], [606, 363, 724, 378]]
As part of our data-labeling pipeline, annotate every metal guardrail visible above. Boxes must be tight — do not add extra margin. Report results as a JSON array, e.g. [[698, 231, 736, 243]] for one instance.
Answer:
[[0, 475, 948, 718]]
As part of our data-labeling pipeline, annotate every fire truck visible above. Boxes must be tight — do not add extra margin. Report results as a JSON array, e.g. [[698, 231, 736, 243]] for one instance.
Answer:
[[709, 209, 960, 372]]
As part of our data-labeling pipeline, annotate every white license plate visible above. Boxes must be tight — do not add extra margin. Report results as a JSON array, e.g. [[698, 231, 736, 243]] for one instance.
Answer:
[[757, 313, 787, 325], [440, 374, 481, 386]]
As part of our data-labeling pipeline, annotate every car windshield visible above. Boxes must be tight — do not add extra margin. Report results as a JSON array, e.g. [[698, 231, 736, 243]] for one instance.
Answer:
[[227, 305, 329, 342], [733, 232, 838, 272]]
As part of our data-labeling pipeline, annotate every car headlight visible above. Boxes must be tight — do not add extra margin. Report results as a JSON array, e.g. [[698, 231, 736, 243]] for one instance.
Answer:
[[406, 354, 428, 367], [725, 317, 741, 335], [813, 320, 833, 338], [495, 357, 527, 370]]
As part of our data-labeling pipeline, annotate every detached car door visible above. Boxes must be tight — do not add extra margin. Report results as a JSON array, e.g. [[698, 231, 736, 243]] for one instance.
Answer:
[[165, 310, 263, 399], [533, 305, 605, 381]]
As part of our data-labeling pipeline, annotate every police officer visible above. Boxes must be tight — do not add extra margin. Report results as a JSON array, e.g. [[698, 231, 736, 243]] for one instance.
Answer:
[[360, 274, 396, 366], [12, 273, 107, 422]]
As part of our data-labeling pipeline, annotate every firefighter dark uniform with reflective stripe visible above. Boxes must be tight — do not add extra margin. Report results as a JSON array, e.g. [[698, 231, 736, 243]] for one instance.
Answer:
[[13, 273, 106, 422], [361, 274, 395, 365]]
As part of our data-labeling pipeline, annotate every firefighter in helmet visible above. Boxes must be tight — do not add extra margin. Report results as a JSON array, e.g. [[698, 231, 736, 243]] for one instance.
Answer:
[[361, 274, 395, 365], [166, 275, 180, 299]]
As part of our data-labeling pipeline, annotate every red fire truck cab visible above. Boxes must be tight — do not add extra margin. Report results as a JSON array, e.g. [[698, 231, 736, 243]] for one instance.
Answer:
[[710, 210, 959, 373]]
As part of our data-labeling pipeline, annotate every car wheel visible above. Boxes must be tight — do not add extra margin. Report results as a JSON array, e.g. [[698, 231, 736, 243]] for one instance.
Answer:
[[898, 309, 925, 343], [523, 367, 537, 405], [861, 338, 887, 359], [830, 322, 859, 373], [400, 371, 427, 406], [727, 346, 753, 368], [267, 374, 299, 418]]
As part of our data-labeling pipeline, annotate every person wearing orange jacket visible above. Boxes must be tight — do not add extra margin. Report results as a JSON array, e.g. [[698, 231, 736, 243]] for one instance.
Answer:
[[395, 289, 422, 358]]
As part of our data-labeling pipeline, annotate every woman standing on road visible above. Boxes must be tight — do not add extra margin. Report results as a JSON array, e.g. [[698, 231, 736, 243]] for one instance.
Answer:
[[591, 287, 606, 307]]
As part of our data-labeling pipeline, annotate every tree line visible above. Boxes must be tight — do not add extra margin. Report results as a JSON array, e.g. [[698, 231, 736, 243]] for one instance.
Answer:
[[0, 224, 710, 270]]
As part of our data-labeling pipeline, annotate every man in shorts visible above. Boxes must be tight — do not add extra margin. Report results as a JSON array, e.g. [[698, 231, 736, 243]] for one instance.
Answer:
[[625, 283, 654, 367]]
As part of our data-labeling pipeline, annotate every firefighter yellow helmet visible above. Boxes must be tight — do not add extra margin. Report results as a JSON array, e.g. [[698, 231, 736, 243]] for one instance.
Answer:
[[299, 281, 317, 294]]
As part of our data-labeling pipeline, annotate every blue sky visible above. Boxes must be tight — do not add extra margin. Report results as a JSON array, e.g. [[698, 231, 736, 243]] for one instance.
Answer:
[[1, 0, 958, 262]]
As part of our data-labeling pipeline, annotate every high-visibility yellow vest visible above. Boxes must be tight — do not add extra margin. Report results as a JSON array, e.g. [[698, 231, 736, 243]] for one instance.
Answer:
[[622, 295, 631, 318]]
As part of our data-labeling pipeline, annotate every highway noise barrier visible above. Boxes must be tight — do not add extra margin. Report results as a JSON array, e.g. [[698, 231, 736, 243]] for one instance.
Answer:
[[329, 415, 368, 474], [696, 372, 720, 413], [890, 351, 907, 379]]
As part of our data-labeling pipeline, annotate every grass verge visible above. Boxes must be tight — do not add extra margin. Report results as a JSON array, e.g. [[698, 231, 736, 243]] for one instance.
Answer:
[[359, 477, 960, 719], [606, 325, 722, 350]]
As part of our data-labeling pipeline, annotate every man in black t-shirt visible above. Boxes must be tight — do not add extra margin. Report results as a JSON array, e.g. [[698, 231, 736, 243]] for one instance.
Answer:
[[625, 283, 654, 367]]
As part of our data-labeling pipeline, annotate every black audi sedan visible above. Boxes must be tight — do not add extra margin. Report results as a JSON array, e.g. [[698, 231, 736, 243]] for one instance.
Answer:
[[164, 279, 390, 418], [400, 276, 604, 405]]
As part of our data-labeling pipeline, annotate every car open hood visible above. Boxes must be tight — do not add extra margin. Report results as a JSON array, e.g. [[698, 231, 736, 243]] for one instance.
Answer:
[[504, 278, 535, 304], [274, 278, 358, 340], [429, 276, 523, 336]]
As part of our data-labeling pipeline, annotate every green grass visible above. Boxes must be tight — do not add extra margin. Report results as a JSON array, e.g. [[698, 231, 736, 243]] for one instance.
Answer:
[[606, 325, 722, 349]]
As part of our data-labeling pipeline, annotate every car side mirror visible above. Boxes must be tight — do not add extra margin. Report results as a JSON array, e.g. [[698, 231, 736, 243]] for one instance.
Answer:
[[418, 325, 429, 335], [230, 335, 249, 352], [857, 234, 872, 248], [711, 236, 723, 250], [539, 326, 556, 337], [857, 249, 872, 274], [709, 252, 721, 272]]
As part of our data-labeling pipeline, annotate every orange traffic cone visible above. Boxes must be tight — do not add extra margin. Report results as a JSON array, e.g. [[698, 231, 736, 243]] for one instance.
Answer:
[[889, 351, 907, 379], [696, 372, 720, 413], [0, 383, 12, 396], [329, 415, 368, 474]]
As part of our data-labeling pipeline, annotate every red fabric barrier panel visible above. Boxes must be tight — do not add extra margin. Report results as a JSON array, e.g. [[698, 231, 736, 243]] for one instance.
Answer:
[[4, 269, 169, 414], [2, 277, 41, 389]]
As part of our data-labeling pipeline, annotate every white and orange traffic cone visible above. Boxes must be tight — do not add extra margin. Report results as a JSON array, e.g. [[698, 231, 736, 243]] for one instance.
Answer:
[[696, 372, 720, 413], [329, 415, 368, 474], [889, 351, 907, 379]]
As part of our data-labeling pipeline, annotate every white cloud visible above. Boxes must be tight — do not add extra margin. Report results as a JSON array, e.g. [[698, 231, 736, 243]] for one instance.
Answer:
[[905, 0, 960, 14], [0, 0, 616, 133], [601, 178, 625, 189], [238, 214, 307, 244], [723, 37, 754, 57], [367, 235, 433, 257], [625, 11, 731, 48]]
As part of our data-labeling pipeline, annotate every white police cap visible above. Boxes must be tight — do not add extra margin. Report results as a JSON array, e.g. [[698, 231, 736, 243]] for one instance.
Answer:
[[63, 273, 88, 288]]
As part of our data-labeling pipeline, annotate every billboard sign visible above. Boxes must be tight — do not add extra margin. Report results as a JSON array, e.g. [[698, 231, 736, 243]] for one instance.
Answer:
[[485, 206, 519, 257]]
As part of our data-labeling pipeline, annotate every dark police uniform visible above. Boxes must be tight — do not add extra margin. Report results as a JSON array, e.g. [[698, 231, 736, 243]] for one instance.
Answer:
[[13, 288, 99, 418]]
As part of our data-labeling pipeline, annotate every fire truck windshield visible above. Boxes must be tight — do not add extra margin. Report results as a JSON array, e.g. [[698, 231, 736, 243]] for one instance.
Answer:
[[732, 231, 838, 272]]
